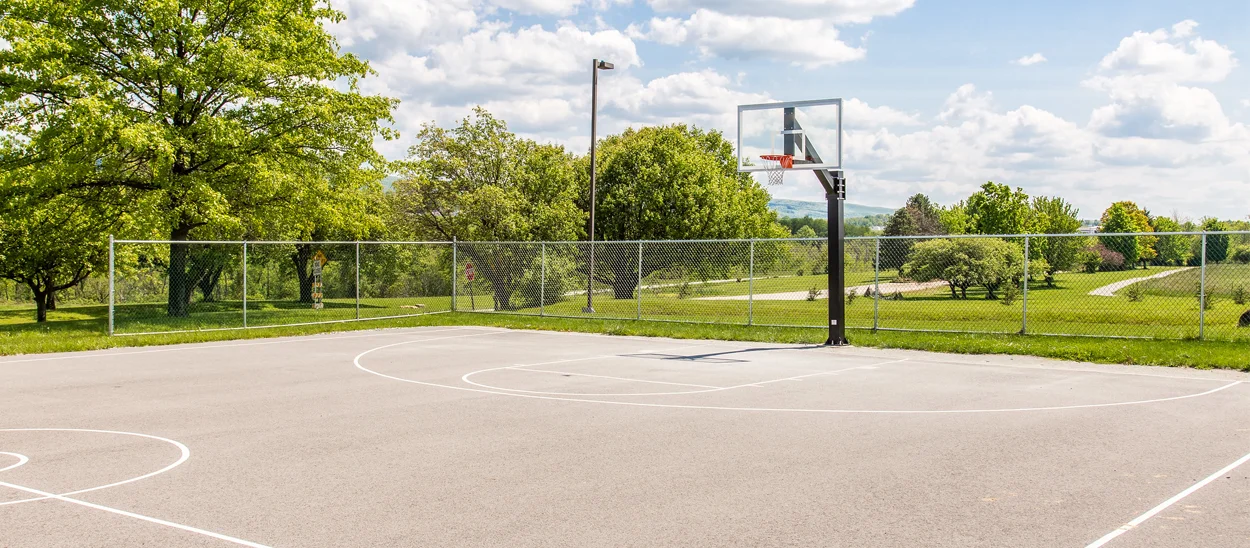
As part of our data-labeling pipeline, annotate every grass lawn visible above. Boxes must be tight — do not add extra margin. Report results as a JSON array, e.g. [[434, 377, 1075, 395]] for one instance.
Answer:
[[2, 303, 1248, 371], [475, 267, 1247, 341]]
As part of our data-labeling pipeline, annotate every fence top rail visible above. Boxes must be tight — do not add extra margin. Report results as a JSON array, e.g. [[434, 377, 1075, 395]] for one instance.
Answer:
[[112, 239, 455, 245], [867, 231, 1233, 240], [111, 230, 1249, 246]]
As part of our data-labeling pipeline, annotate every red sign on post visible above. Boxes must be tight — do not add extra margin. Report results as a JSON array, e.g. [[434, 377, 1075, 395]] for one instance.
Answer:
[[465, 262, 475, 281]]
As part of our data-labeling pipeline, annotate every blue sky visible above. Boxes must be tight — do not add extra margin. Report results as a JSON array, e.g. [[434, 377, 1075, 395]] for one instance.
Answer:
[[329, 0, 1250, 221]]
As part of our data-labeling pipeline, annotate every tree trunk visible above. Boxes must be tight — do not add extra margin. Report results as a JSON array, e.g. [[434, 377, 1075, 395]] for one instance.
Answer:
[[610, 278, 637, 300], [293, 245, 314, 304], [948, 282, 958, 299], [167, 239, 191, 317], [29, 283, 50, 322], [46, 290, 56, 311], [492, 284, 515, 311], [197, 264, 224, 302]]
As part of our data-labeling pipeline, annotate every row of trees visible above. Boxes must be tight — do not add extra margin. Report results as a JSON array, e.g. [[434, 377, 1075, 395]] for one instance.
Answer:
[[880, 182, 1243, 283], [0, 0, 786, 321]]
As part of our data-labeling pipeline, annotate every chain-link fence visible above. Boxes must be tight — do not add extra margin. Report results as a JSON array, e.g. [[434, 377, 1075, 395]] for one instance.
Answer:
[[111, 240, 453, 335], [110, 233, 1250, 341]]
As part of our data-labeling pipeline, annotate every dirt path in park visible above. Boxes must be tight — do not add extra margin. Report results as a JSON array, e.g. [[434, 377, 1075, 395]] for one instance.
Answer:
[[1088, 267, 1194, 297], [696, 280, 948, 301]]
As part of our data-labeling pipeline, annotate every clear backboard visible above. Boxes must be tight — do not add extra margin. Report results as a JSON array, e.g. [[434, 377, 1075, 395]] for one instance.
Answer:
[[737, 98, 842, 173]]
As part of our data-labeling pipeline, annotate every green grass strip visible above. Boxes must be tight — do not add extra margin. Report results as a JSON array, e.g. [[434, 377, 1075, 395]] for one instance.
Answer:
[[1, 307, 1246, 372]]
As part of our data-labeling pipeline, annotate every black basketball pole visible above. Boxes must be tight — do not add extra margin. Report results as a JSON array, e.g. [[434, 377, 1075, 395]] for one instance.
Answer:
[[824, 172, 848, 346], [784, 107, 848, 346]]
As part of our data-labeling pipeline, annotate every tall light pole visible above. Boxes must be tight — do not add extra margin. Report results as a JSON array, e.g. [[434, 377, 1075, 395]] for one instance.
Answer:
[[585, 58, 613, 313]]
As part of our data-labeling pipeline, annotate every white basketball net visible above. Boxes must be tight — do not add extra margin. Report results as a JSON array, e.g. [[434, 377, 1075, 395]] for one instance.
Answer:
[[760, 157, 785, 186]]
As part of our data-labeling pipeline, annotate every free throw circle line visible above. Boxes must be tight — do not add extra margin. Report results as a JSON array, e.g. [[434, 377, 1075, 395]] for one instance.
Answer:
[[0, 452, 29, 473], [356, 339, 1246, 414], [0, 428, 189, 507], [0, 479, 270, 548]]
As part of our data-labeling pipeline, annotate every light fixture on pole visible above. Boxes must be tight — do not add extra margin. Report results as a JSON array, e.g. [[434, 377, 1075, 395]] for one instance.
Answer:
[[585, 58, 613, 313]]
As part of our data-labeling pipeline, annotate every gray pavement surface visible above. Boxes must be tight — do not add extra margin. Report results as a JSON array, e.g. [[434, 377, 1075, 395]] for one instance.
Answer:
[[2, 326, 1249, 547]]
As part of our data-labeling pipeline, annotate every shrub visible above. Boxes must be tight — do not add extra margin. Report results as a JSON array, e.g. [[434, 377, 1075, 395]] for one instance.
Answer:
[[891, 291, 905, 301], [1233, 285, 1248, 306], [1094, 244, 1125, 271], [1240, 310, 1250, 328], [677, 280, 692, 300], [1125, 283, 1144, 302], [1078, 249, 1102, 274], [1197, 290, 1216, 311], [1000, 282, 1019, 305], [806, 287, 820, 301], [845, 288, 858, 305], [1232, 246, 1250, 265], [796, 269, 805, 277]]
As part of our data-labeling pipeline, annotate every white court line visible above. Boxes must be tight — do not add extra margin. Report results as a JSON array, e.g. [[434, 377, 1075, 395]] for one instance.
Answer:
[[0, 479, 270, 548], [1086, 449, 1250, 547], [0, 327, 472, 365], [507, 367, 726, 389], [0, 428, 189, 507], [355, 339, 1247, 414], [0, 452, 28, 473]]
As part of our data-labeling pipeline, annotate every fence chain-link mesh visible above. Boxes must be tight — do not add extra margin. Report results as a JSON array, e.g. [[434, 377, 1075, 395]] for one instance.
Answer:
[[108, 233, 1250, 341], [112, 241, 450, 334]]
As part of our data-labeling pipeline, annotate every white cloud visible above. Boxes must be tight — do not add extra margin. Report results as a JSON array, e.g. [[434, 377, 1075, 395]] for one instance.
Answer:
[[634, 10, 864, 67], [647, 0, 915, 24], [328, 0, 480, 54], [1242, 99, 1250, 108], [490, 0, 586, 15], [1171, 19, 1199, 39], [843, 98, 921, 129], [1083, 21, 1240, 142], [1093, 22, 1236, 83], [1012, 53, 1047, 66], [632, 0, 913, 66]]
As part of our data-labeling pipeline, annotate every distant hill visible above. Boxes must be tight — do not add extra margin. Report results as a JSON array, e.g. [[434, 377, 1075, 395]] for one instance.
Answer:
[[769, 199, 895, 220]]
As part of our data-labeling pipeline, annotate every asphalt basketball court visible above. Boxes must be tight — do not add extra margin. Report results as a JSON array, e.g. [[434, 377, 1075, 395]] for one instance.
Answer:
[[2, 326, 1248, 546]]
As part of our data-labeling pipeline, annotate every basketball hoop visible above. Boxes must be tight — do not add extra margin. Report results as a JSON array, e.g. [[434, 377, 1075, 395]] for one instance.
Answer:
[[759, 154, 793, 186]]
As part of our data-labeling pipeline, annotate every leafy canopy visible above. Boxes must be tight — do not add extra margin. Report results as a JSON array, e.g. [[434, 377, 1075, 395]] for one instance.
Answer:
[[0, 0, 397, 240], [588, 124, 786, 242], [965, 182, 1032, 235]]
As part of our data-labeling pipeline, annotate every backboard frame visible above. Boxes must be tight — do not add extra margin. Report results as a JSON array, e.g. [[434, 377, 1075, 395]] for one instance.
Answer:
[[736, 98, 843, 173]]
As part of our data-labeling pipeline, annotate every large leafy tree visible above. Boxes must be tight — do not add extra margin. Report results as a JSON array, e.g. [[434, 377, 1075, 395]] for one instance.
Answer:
[[1150, 216, 1191, 266], [0, 187, 122, 321], [903, 238, 1031, 300], [392, 108, 584, 309], [0, 0, 396, 317], [1100, 201, 1156, 267], [1099, 203, 1140, 268], [1030, 196, 1083, 285], [1203, 218, 1230, 263], [881, 193, 946, 271], [966, 182, 1032, 235], [585, 124, 786, 299]]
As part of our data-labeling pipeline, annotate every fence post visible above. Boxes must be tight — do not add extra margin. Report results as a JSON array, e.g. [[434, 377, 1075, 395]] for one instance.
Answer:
[[748, 239, 755, 326], [457, 238, 462, 312], [355, 241, 361, 320], [108, 235, 115, 336], [1200, 233, 1207, 340], [637, 241, 643, 320], [873, 237, 880, 331], [242, 242, 248, 328], [1021, 235, 1029, 335], [540, 243, 546, 317]]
